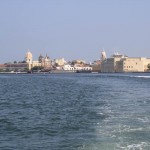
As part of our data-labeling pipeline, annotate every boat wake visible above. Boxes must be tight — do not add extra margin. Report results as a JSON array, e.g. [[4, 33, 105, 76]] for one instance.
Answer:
[[134, 76, 150, 78]]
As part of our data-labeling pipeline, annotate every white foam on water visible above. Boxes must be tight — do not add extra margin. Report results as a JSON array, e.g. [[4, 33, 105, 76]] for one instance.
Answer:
[[78, 142, 150, 150], [137, 117, 149, 123], [137, 76, 150, 78], [130, 75, 150, 79], [104, 74, 150, 79], [78, 143, 117, 150], [116, 142, 149, 150]]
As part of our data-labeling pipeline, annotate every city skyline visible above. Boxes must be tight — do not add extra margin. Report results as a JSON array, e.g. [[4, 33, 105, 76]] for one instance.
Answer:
[[0, 0, 150, 63]]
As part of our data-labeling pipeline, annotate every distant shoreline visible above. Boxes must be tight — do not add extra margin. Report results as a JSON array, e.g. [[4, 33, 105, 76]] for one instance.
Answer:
[[0, 71, 150, 75]]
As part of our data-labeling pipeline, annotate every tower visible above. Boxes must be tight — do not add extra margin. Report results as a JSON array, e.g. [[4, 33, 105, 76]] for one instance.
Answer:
[[25, 50, 33, 70], [44, 54, 51, 70], [101, 50, 107, 61], [25, 50, 33, 63], [38, 54, 43, 63]]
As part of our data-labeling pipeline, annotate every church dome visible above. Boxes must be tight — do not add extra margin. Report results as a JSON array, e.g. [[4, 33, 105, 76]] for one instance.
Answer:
[[26, 51, 32, 58]]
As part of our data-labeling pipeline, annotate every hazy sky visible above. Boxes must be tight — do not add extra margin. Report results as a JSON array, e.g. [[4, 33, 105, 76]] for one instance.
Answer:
[[0, 0, 150, 63]]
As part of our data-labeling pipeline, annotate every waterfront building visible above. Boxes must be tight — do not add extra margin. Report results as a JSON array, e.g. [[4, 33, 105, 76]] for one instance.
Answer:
[[63, 64, 75, 71], [72, 60, 86, 65], [63, 63, 92, 72], [0, 63, 28, 72], [74, 64, 92, 71], [25, 51, 52, 71], [101, 53, 127, 72], [25, 51, 33, 70], [54, 58, 67, 66], [38, 54, 52, 70], [32, 61, 41, 68], [41, 54, 51, 70], [91, 60, 101, 72], [118, 57, 150, 72], [101, 51, 150, 72]]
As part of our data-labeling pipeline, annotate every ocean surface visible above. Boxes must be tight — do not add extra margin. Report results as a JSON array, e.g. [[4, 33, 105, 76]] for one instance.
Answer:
[[0, 73, 150, 150]]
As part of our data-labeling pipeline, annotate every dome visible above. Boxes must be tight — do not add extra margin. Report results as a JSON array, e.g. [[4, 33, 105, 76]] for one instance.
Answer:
[[26, 51, 32, 58]]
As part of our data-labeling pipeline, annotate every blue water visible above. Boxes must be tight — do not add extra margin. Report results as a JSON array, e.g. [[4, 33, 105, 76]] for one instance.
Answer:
[[0, 73, 150, 150]]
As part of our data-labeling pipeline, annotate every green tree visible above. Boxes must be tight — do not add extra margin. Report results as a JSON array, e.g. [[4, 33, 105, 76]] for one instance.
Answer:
[[32, 66, 43, 71], [0, 69, 3, 72], [54, 63, 58, 67], [18, 60, 26, 63], [148, 64, 150, 70]]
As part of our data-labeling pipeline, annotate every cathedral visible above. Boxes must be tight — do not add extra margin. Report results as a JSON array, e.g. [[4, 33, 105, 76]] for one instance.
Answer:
[[25, 51, 52, 71], [38, 54, 51, 70]]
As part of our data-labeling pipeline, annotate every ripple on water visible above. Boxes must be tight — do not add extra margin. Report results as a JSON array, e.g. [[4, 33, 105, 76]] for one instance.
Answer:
[[0, 73, 150, 150]]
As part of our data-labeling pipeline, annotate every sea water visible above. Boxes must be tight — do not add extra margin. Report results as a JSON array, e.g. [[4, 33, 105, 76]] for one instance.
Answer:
[[0, 73, 150, 150]]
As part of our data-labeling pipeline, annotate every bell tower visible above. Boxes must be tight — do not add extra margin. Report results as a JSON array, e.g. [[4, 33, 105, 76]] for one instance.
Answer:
[[25, 50, 33, 70], [101, 50, 107, 61], [25, 50, 32, 63]]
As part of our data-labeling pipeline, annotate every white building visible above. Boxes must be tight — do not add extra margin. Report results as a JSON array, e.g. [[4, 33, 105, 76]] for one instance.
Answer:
[[54, 58, 67, 66], [63, 64, 92, 72], [63, 64, 75, 71]]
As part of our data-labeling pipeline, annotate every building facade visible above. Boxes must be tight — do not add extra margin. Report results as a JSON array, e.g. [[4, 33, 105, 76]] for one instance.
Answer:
[[0, 63, 28, 72], [101, 51, 150, 72], [91, 60, 101, 72], [120, 57, 150, 72], [25, 51, 52, 71], [101, 56, 124, 72], [54, 58, 67, 66], [63, 64, 92, 72]]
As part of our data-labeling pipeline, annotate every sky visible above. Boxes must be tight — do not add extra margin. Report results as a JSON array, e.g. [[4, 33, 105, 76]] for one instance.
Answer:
[[0, 0, 150, 63]]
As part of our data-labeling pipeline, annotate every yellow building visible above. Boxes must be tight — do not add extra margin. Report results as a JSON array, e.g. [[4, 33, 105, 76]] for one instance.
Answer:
[[54, 58, 66, 66], [120, 57, 150, 72], [101, 55, 150, 73], [25, 51, 51, 71], [32, 61, 41, 68], [72, 60, 86, 64], [100, 50, 150, 72]]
